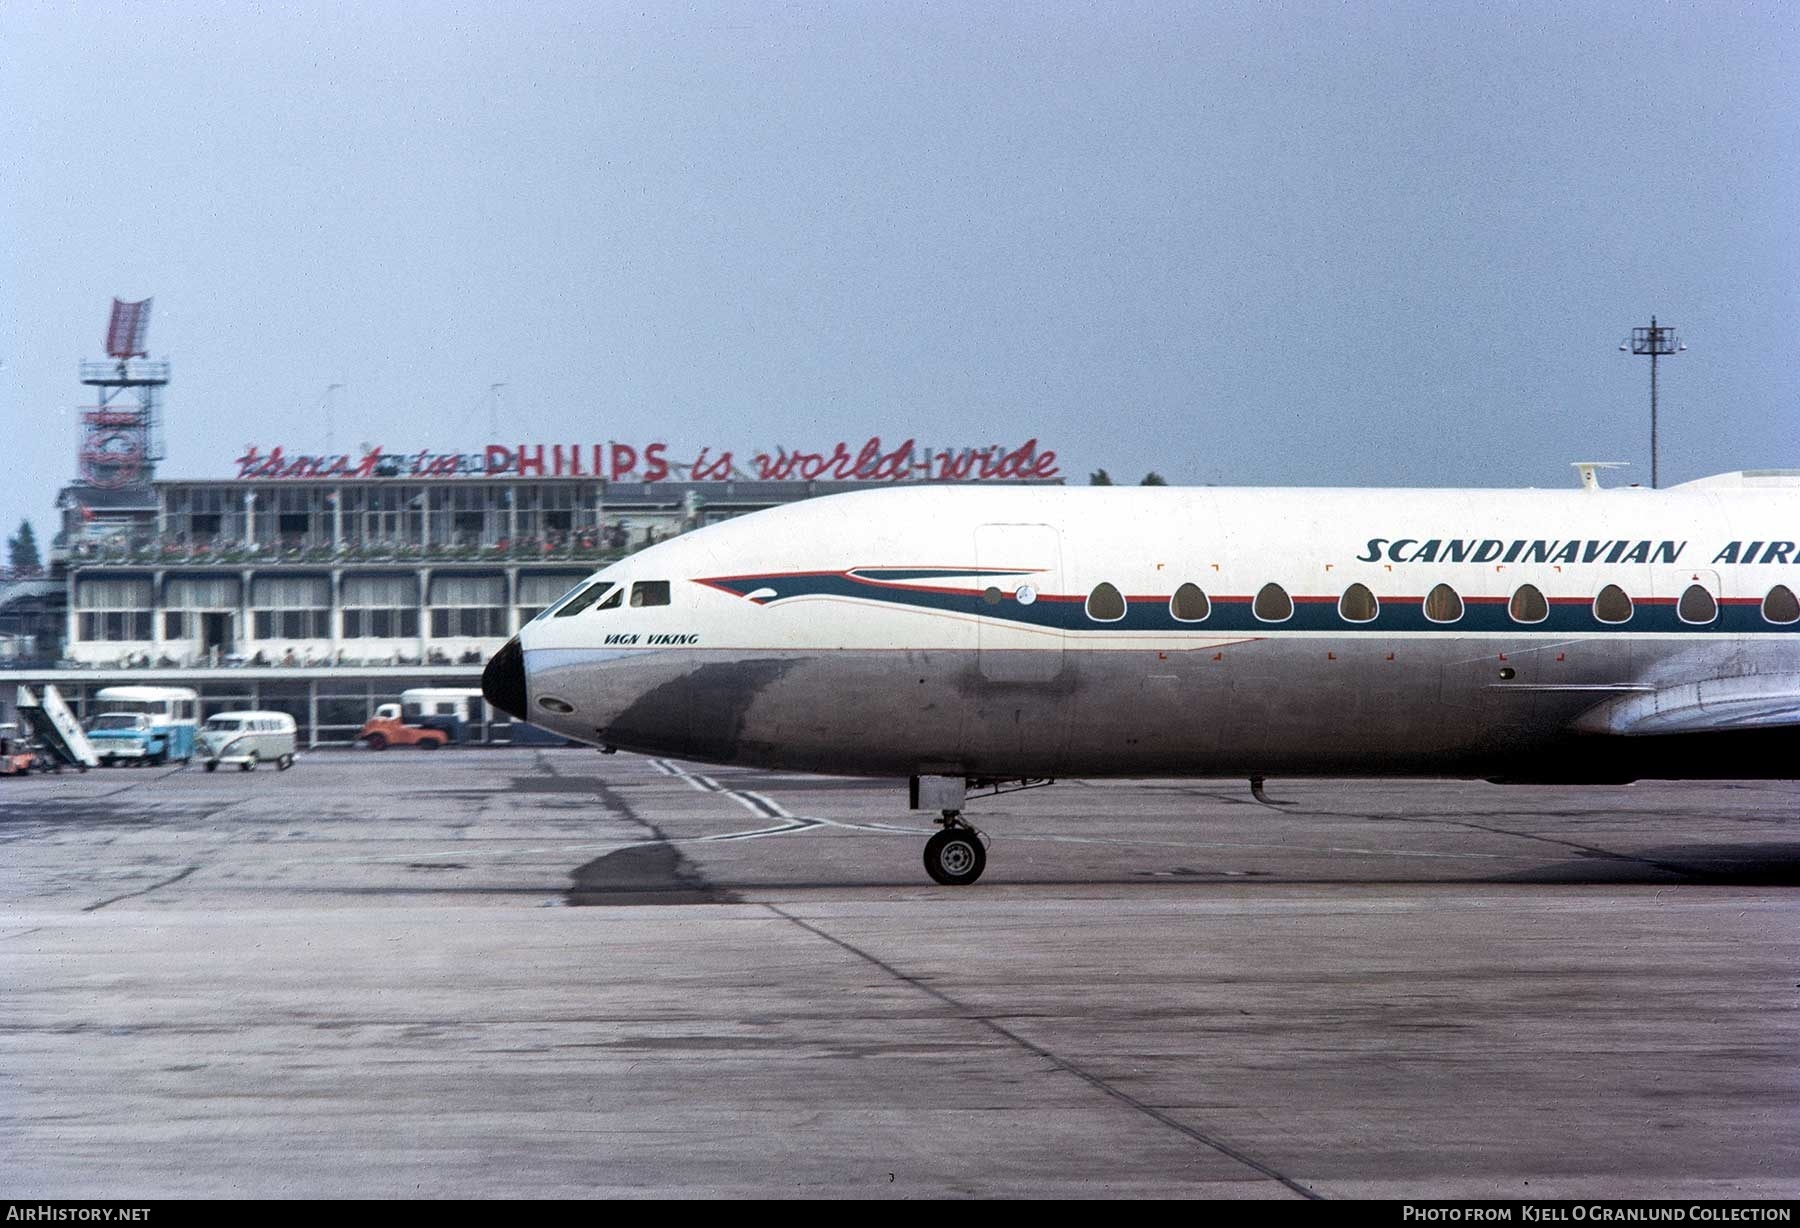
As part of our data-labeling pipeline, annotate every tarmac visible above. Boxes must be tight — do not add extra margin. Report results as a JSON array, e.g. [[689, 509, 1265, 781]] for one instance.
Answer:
[[2, 747, 1797, 1199]]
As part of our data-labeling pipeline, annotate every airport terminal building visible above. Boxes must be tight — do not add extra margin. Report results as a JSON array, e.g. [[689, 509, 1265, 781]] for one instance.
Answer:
[[0, 312, 1060, 745], [5, 470, 968, 745], [57, 472, 839, 671]]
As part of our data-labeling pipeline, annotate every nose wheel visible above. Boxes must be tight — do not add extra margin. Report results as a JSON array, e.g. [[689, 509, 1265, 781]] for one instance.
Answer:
[[923, 813, 986, 886]]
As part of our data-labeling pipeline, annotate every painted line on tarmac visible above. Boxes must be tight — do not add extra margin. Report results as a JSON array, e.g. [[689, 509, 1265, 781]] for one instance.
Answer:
[[766, 902, 1322, 1200], [82, 864, 200, 913], [380, 758, 1548, 866], [652, 758, 828, 840], [656, 758, 1540, 859]]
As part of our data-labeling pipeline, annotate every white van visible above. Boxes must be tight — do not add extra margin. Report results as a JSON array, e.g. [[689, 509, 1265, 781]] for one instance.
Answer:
[[199, 711, 297, 772]]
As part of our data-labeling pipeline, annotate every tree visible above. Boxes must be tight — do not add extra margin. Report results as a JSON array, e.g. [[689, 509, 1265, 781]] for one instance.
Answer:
[[1088, 469, 1114, 486], [1140, 472, 1168, 486], [7, 520, 40, 575]]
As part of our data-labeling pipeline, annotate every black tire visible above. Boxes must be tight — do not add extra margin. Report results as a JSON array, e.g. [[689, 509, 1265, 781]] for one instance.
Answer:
[[923, 827, 986, 886], [277, 754, 294, 771], [204, 761, 218, 773], [240, 751, 258, 773], [419, 738, 440, 750], [364, 733, 388, 751]]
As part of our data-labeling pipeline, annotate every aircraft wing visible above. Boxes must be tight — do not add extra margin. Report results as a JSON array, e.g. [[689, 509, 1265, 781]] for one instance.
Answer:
[[1570, 674, 1800, 736]]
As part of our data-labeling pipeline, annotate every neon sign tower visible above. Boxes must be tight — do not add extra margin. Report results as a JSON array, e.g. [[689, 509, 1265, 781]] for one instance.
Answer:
[[78, 298, 168, 490]]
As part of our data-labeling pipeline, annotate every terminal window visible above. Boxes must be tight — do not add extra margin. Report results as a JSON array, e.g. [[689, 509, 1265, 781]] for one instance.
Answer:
[[77, 578, 154, 642], [429, 574, 509, 636], [343, 574, 421, 639]]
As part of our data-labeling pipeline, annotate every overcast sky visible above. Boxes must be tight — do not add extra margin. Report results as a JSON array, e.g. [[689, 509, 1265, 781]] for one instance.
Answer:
[[4, 1, 1796, 545]]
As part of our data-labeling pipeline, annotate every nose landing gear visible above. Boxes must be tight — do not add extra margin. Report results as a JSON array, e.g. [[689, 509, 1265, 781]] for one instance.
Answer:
[[923, 813, 986, 886]]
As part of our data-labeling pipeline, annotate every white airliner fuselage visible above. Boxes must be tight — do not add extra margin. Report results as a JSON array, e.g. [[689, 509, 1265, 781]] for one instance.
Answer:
[[484, 472, 1800, 883]]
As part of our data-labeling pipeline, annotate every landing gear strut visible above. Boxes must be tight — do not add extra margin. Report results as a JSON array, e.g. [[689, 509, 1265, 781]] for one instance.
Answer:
[[923, 812, 986, 886]]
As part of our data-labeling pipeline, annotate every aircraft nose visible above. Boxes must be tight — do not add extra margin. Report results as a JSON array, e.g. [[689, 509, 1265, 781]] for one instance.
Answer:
[[482, 636, 528, 720]]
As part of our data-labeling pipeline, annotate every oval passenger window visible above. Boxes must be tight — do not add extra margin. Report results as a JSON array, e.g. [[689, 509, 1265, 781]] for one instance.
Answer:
[[1677, 583, 1717, 625], [1338, 583, 1378, 623], [1508, 584, 1548, 624], [1086, 582, 1126, 622], [1169, 583, 1210, 622], [1594, 584, 1633, 624], [1764, 584, 1800, 625], [1253, 583, 1292, 623], [1423, 583, 1463, 623]]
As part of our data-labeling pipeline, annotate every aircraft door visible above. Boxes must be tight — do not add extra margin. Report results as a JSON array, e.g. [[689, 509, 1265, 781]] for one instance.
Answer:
[[974, 524, 1065, 682], [1650, 564, 1733, 685], [1651, 566, 1723, 625]]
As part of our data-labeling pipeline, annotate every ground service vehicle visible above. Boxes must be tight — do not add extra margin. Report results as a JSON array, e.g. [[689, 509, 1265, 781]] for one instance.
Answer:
[[199, 711, 297, 772], [0, 724, 41, 776], [85, 687, 199, 766], [358, 688, 486, 750]]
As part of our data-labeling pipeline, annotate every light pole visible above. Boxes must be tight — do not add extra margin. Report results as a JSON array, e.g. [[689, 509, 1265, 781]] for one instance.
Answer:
[[1620, 316, 1684, 488], [319, 383, 344, 454]]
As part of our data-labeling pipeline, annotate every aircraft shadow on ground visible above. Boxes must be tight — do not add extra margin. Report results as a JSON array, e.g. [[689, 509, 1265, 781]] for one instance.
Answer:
[[563, 835, 1800, 902], [1492, 842, 1800, 887]]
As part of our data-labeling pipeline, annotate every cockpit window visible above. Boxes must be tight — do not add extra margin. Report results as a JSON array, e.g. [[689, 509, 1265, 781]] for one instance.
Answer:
[[553, 582, 617, 618], [631, 581, 671, 608], [535, 580, 594, 621]]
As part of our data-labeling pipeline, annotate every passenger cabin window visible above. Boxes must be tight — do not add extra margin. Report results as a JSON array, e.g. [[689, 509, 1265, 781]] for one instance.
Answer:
[[1678, 583, 1717, 625], [1086, 582, 1126, 622], [1594, 584, 1633, 624], [1423, 583, 1464, 624], [554, 582, 617, 618], [1763, 584, 1800, 625], [631, 581, 671, 608], [1508, 584, 1548, 624], [1169, 583, 1210, 622], [1338, 583, 1378, 623], [1253, 583, 1292, 623]]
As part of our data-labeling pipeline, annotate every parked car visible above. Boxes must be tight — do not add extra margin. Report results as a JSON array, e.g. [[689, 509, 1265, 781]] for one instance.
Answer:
[[199, 711, 297, 772]]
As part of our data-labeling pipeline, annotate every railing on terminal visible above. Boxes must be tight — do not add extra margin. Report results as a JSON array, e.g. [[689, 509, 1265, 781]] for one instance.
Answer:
[[65, 647, 497, 670], [62, 532, 638, 567]]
